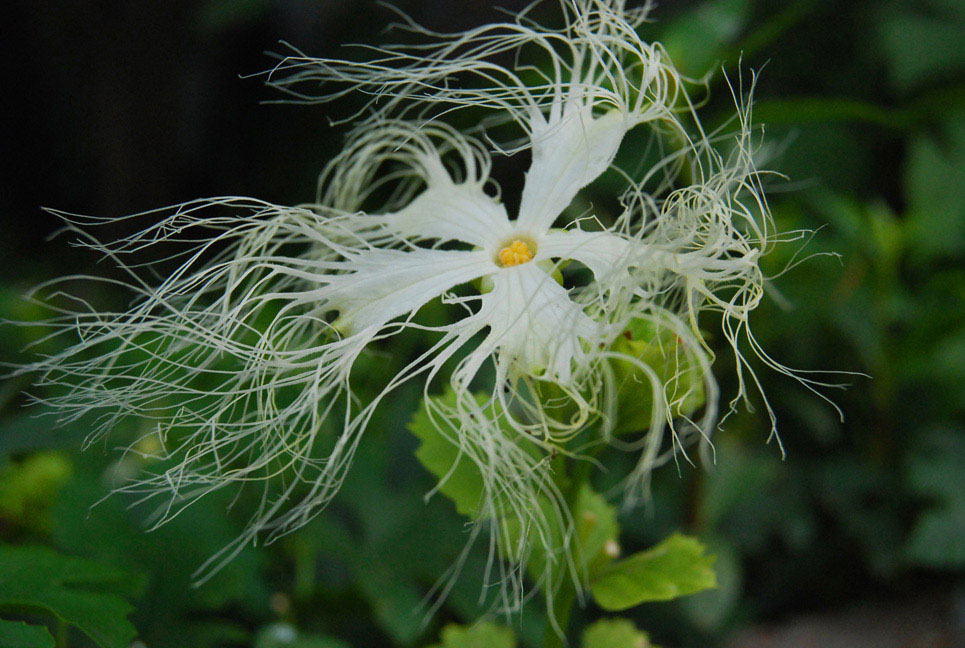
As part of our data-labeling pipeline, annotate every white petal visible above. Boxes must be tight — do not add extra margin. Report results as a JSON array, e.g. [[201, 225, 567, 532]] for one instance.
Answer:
[[323, 248, 495, 332], [375, 180, 514, 249], [475, 263, 597, 383], [516, 107, 629, 234], [536, 229, 634, 281]]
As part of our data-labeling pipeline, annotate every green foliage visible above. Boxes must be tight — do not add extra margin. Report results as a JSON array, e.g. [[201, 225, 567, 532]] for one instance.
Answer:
[[253, 623, 351, 648], [0, 620, 54, 648], [408, 391, 488, 518], [0, 453, 71, 534], [590, 535, 716, 611], [572, 486, 621, 577], [904, 118, 965, 262], [904, 429, 965, 567], [610, 320, 706, 435], [51, 463, 269, 648], [877, 2, 965, 91], [294, 404, 486, 646], [747, 97, 913, 130], [3, 1, 965, 647], [425, 622, 516, 648], [660, 0, 752, 76], [519, 483, 622, 592], [582, 619, 652, 648], [0, 545, 141, 648]]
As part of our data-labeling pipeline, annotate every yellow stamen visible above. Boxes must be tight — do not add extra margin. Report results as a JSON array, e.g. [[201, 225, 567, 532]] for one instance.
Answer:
[[497, 239, 534, 267]]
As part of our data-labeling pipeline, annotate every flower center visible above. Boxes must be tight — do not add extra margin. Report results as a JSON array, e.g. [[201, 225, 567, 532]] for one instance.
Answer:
[[497, 239, 535, 267]]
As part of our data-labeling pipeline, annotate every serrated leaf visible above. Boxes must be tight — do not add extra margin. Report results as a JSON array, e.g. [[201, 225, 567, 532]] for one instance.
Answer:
[[590, 534, 716, 611], [51, 470, 268, 648], [426, 622, 516, 648], [408, 391, 488, 518], [0, 620, 55, 648], [0, 545, 141, 648], [582, 619, 651, 648], [678, 540, 743, 633]]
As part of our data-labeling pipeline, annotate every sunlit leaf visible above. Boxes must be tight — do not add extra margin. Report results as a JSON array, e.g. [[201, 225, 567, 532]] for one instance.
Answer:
[[0, 452, 71, 533], [425, 622, 516, 648], [582, 618, 652, 648], [590, 535, 716, 611]]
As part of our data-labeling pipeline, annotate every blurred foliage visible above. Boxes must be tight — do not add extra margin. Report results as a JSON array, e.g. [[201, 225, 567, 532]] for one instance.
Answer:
[[0, 546, 142, 648], [582, 619, 655, 648], [2, 0, 964, 646]]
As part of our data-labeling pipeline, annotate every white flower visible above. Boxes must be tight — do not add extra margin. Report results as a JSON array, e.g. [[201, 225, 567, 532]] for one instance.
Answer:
[[18, 0, 803, 606]]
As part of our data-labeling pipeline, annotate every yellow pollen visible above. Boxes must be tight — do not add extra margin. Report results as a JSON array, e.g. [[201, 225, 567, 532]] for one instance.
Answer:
[[497, 239, 534, 267]]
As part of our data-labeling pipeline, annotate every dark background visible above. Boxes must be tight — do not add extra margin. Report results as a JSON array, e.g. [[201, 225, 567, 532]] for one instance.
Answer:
[[2, 1, 964, 647]]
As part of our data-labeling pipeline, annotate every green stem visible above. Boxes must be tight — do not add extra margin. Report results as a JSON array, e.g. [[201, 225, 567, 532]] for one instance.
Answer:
[[542, 440, 605, 647]]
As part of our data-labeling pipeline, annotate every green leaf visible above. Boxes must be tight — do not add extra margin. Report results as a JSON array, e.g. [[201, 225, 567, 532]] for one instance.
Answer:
[[522, 484, 621, 584], [906, 428, 965, 504], [610, 319, 706, 435], [729, 1, 819, 61], [906, 507, 965, 568], [572, 485, 621, 577], [660, 0, 752, 77], [0, 620, 55, 648], [355, 567, 424, 645], [51, 468, 269, 648], [904, 121, 965, 263], [905, 429, 965, 568], [0, 545, 141, 648], [426, 622, 516, 648], [678, 540, 743, 633], [582, 619, 652, 648], [0, 452, 72, 534], [590, 534, 716, 611], [748, 98, 910, 130], [878, 8, 965, 91], [408, 391, 488, 518]]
